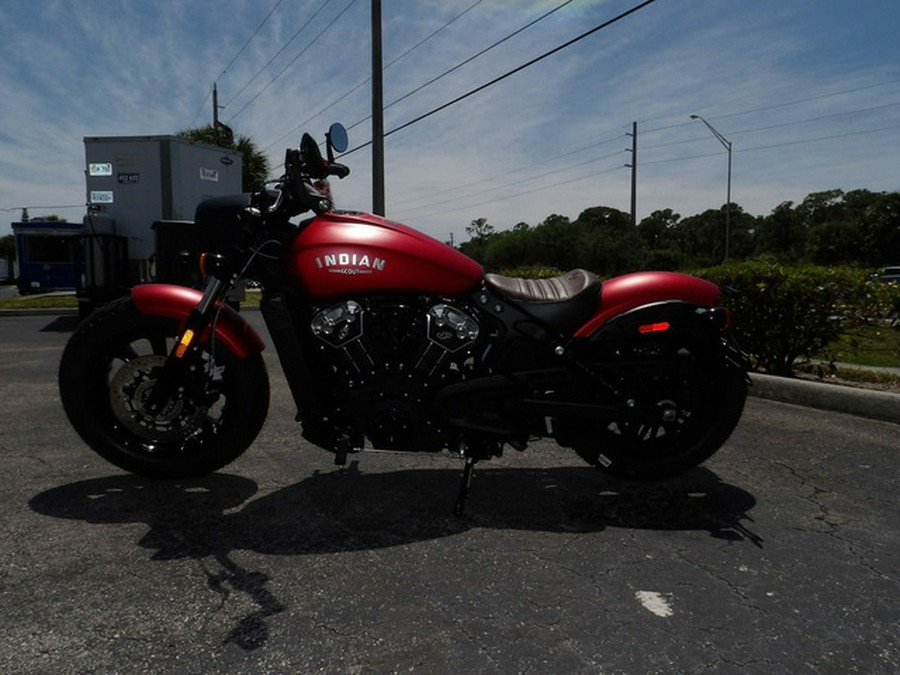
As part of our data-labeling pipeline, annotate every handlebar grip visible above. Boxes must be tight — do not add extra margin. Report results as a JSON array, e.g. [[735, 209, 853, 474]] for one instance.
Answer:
[[327, 162, 350, 179]]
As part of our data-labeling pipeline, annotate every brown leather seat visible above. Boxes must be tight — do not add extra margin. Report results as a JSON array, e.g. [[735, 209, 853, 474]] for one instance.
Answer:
[[484, 269, 599, 302], [484, 269, 601, 333]]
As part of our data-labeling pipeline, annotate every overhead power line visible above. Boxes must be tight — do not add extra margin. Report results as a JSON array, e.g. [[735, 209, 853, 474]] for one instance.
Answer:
[[189, 0, 286, 127], [395, 149, 626, 219], [385, 0, 486, 70], [396, 163, 625, 221], [393, 119, 900, 219], [345, 0, 659, 154], [639, 78, 900, 136], [224, 0, 334, 110], [342, 0, 575, 135], [635, 101, 900, 153], [378, 0, 575, 120], [228, 0, 358, 123], [218, 0, 286, 81], [261, 0, 501, 152], [390, 132, 625, 211]]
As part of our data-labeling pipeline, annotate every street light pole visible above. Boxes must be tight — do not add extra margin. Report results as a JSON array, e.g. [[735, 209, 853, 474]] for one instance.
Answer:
[[690, 114, 732, 260]]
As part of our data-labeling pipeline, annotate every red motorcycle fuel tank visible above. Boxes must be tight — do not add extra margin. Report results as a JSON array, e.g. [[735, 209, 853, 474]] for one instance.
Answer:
[[287, 211, 484, 301]]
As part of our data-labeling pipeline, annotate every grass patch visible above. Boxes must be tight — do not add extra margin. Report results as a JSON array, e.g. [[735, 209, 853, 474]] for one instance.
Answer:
[[0, 289, 261, 311], [242, 289, 261, 308], [813, 322, 900, 368], [0, 294, 78, 309], [795, 362, 900, 391]]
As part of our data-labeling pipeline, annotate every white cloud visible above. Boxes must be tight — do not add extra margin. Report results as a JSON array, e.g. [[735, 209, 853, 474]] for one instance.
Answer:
[[1, 0, 899, 242]]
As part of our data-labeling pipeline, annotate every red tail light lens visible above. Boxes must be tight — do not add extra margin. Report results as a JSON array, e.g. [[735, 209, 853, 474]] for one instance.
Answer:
[[638, 321, 670, 334]]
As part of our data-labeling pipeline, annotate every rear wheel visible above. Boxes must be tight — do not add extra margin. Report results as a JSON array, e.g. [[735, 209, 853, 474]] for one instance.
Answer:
[[59, 297, 269, 478], [568, 334, 746, 479]]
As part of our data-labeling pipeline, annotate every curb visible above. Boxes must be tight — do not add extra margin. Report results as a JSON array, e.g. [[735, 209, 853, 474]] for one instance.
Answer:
[[750, 373, 899, 425], [0, 308, 78, 317]]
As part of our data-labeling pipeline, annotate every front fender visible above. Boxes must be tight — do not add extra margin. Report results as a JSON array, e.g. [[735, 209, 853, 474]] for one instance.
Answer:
[[131, 284, 265, 358]]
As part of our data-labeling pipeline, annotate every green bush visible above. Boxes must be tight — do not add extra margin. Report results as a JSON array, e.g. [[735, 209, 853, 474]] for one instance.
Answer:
[[698, 262, 895, 375], [495, 265, 562, 279]]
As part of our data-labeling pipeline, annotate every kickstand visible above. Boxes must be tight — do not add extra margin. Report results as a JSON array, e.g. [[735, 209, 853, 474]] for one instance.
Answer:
[[453, 456, 477, 517]]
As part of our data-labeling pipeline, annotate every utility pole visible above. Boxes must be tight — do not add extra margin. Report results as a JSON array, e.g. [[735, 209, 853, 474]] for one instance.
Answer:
[[211, 82, 233, 145], [625, 121, 637, 227], [371, 0, 385, 216], [212, 82, 219, 130]]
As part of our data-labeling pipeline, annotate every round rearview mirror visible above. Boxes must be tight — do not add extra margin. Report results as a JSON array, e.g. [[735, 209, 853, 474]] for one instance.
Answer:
[[328, 123, 349, 154]]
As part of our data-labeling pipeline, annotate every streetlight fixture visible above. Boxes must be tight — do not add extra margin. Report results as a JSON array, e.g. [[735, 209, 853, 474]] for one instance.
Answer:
[[690, 114, 732, 260]]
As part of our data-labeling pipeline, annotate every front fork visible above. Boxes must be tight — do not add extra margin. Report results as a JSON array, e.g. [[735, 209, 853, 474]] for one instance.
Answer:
[[144, 275, 230, 415]]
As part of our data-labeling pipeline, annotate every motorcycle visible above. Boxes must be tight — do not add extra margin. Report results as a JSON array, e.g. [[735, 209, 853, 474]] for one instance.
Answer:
[[59, 124, 748, 514]]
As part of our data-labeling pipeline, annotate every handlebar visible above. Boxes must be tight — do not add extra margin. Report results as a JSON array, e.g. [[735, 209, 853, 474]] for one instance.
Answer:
[[326, 162, 350, 179], [246, 128, 351, 223]]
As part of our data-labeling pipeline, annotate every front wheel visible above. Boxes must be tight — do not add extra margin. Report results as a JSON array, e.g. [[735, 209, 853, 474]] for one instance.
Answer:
[[59, 297, 269, 478], [567, 335, 747, 479]]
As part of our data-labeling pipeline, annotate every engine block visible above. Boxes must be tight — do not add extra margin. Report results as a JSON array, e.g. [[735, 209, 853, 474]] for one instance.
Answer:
[[309, 298, 482, 449], [310, 299, 479, 380]]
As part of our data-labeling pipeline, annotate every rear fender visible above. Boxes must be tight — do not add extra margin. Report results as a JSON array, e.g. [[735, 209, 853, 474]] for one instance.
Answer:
[[131, 284, 265, 358], [583, 300, 729, 344], [574, 271, 721, 338]]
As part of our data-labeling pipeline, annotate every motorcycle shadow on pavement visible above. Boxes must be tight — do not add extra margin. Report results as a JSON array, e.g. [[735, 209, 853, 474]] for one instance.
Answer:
[[28, 464, 761, 650], [29, 463, 762, 559], [39, 315, 79, 332]]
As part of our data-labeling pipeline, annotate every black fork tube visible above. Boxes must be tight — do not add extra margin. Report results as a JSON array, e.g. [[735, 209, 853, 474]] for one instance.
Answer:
[[143, 276, 228, 415]]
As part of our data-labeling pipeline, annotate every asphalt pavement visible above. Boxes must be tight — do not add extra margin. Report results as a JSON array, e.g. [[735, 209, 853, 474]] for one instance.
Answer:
[[0, 312, 898, 673]]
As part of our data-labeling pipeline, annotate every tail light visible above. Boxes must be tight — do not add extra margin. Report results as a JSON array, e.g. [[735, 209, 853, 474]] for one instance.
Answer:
[[638, 321, 670, 334]]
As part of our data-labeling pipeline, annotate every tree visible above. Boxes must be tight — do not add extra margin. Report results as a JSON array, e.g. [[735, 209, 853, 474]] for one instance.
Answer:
[[478, 226, 534, 270], [574, 206, 639, 275], [637, 208, 680, 249], [465, 217, 494, 241], [458, 217, 496, 264], [530, 214, 576, 270], [858, 193, 900, 265], [638, 209, 682, 270], [755, 201, 804, 261], [458, 188, 899, 272], [796, 189, 844, 228], [727, 206, 758, 260], [806, 220, 861, 265], [177, 124, 270, 192], [674, 209, 721, 266]]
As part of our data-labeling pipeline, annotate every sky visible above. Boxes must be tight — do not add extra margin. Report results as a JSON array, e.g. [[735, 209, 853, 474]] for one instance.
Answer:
[[1, 0, 899, 244]]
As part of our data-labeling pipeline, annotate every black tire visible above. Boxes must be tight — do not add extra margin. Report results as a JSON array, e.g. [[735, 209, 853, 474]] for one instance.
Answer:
[[570, 334, 747, 479], [59, 297, 269, 478]]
